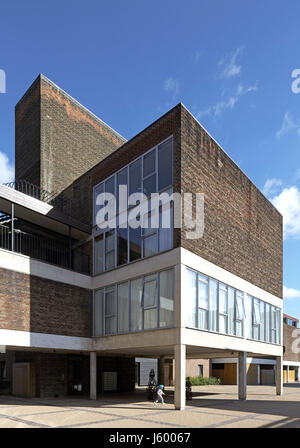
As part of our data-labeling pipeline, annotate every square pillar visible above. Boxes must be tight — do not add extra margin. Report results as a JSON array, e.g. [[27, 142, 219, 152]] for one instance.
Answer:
[[174, 344, 186, 410], [286, 365, 289, 383], [276, 356, 283, 395], [90, 352, 97, 400], [238, 351, 247, 400]]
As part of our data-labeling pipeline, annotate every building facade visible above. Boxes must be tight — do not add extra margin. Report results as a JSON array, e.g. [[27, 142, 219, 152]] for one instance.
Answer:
[[0, 75, 283, 409]]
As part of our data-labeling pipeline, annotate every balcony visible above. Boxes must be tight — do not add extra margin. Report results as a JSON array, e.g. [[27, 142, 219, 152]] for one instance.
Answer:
[[3, 180, 71, 213]]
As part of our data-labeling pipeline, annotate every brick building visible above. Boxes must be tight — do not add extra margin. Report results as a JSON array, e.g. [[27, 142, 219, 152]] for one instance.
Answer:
[[0, 74, 283, 409]]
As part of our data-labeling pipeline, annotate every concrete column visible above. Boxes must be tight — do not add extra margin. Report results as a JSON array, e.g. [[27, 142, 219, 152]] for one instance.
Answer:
[[238, 351, 247, 400], [286, 366, 289, 383], [276, 356, 283, 395], [174, 344, 186, 410], [90, 352, 97, 400], [158, 357, 166, 385]]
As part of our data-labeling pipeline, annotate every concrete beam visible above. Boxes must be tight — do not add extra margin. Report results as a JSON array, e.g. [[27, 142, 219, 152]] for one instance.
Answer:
[[174, 344, 186, 410], [276, 356, 283, 395], [90, 352, 97, 400], [238, 351, 247, 400]]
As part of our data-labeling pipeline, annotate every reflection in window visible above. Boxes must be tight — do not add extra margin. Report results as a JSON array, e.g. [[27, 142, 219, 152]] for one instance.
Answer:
[[93, 137, 174, 273]]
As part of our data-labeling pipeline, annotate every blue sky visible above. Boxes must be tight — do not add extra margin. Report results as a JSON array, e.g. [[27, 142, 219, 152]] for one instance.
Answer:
[[0, 0, 300, 317]]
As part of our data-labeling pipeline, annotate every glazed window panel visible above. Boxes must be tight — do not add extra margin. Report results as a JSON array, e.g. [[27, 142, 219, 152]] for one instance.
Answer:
[[159, 269, 174, 328]]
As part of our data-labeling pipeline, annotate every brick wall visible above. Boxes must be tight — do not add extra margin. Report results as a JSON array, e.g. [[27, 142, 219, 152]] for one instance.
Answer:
[[0, 268, 92, 337], [283, 323, 300, 362], [180, 106, 283, 298], [15, 76, 41, 186], [15, 74, 125, 197]]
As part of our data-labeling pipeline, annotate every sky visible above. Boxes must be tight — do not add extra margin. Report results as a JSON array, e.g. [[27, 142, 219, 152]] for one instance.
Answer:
[[0, 0, 300, 318]]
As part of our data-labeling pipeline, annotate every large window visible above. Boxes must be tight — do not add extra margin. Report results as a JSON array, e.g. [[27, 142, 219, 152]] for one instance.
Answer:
[[185, 268, 246, 338], [248, 295, 281, 344], [93, 137, 173, 274], [185, 268, 281, 344], [93, 268, 174, 336]]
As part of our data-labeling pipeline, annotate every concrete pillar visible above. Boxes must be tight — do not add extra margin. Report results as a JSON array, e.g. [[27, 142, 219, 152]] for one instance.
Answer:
[[286, 365, 289, 383], [238, 351, 247, 400], [174, 344, 186, 410], [158, 357, 166, 385], [90, 352, 97, 400], [276, 356, 283, 395]]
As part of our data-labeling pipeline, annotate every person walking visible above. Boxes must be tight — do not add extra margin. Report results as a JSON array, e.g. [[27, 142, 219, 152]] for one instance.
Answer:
[[154, 385, 165, 405]]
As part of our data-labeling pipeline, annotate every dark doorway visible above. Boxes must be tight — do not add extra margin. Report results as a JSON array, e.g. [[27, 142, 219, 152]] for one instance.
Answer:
[[68, 356, 84, 395]]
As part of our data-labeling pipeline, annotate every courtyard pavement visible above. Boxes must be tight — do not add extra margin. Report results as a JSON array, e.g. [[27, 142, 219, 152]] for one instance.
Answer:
[[0, 384, 300, 428]]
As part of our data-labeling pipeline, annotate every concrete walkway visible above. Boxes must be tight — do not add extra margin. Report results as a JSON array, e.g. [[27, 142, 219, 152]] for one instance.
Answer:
[[0, 384, 300, 428]]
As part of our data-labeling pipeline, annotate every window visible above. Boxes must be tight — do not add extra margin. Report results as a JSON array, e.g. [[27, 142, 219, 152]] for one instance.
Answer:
[[129, 159, 142, 197], [105, 230, 115, 270], [253, 298, 261, 340], [198, 275, 209, 329], [94, 234, 104, 274], [105, 287, 116, 335], [228, 287, 235, 335], [219, 283, 228, 334], [159, 269, 174, 328], [158, 139, 173, 191], [93, 137, 174, 272], [93, 268, 174, 336], [198, 365, 203, 377], [209, 278, 218, 332], [235, 291, 245, 337], [130, 277, 143, 332], [118, 282, 129, 333], [249, 296, 281, 344], [186, 269, 197, 328], [94, 289, 104, 336], [143, 274, 157, 329]]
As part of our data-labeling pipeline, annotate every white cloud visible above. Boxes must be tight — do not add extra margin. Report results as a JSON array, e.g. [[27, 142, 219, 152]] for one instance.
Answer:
[[262, 178, 283, 196], [164, 77, 179, 99], [0, 152, 14, 184], [276, 112, 300, 139], [270, 186, 300, 239], [283, 285, 300, 300], [197, 82, 257, 119], [218, 47, 242, 79]]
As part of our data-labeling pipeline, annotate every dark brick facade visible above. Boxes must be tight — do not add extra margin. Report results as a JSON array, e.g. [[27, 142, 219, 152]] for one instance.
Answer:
[[2, 351, 135, 398], [180, 106, 283, 298], [0, 268, 92, 337], [283, 323, 300, 362], [15, 74, 125, 197]]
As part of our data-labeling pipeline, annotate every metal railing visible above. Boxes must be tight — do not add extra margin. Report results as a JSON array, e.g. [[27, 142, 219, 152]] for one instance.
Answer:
[[3, 180, 56, 203], [0, 223, 69, 268], [2, 180, 72, 214], [0, 223, 90, 274]]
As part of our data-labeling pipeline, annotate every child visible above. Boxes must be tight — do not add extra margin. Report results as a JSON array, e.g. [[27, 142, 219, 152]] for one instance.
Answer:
[[154, 385, 165, 405]]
